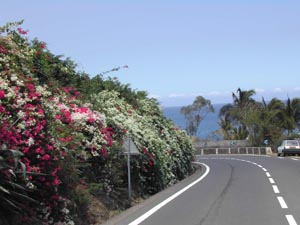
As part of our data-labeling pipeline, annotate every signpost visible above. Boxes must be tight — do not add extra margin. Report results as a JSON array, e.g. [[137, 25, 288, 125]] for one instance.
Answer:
[[122, 137, 139, 206]]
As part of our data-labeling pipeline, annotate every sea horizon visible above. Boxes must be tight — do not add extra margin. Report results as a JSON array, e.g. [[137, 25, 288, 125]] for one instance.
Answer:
[[162, 103, 225, 140]]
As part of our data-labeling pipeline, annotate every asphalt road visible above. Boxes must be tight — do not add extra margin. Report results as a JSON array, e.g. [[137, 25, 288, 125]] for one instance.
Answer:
[[105, 155, 300, 225]]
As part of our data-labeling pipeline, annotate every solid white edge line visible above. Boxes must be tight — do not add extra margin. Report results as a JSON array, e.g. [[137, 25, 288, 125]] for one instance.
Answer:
[[286, 215, 298, 225], [128, 163, 210, 225], [272, 185, 280, 194], [277, 196, 288, 209]]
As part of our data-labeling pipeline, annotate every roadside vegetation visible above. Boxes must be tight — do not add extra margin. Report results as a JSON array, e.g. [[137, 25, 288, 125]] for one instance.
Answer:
[[0, 21, 195, 225], [218, 88, 300, 148], [182, 88, 300, 150]]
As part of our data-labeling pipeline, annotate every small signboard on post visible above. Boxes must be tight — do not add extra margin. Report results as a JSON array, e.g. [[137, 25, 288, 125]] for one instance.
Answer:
[[122, 137, 140, 155], [122, 137, 140, 206]]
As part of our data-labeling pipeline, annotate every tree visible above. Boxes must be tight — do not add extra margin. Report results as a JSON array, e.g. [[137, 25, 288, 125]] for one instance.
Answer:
[[218, 88, 256, 141], [279, 97, 300, 135], [232, 88, 256, 108], [181, 96, 214, 136]]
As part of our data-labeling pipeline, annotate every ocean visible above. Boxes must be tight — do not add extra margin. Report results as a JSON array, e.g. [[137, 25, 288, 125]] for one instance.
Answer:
[[162, 104, 224, 140]]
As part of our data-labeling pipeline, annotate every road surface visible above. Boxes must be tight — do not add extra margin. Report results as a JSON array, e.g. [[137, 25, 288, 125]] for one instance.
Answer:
[[105, 155, 300, 225]]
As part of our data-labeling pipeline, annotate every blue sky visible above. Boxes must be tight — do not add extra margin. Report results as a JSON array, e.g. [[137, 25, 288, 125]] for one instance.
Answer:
[[1, 0, 300, 106]]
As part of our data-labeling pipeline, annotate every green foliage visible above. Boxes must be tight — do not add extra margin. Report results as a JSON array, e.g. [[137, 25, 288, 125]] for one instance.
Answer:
[[219, 88, 300, 147], [0, 149, 39, 224]]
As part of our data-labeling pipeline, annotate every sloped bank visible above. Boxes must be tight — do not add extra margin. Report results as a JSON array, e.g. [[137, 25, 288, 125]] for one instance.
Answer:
[[0, 21, 195, 224], [102, 163, 203, 225]]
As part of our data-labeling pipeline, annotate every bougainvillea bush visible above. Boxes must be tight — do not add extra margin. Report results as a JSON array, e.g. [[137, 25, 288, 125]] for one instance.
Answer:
[[0, 21, 116, 225], [0, 21, 195, 224], [91, 91, 195, 194]]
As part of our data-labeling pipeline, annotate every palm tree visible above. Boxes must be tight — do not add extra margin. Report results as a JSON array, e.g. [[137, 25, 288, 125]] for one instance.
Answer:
[[279, 97, 300, 135], [218, 88, 256, 140], [232, 88, 256, 108]]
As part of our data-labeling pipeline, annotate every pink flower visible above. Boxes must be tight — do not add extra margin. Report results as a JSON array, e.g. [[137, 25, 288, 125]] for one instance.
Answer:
[[0, 105, 5, 113], [47, 144, 54, 151], [101, 148, 107, 157], [17, 27, 28, 35], [0, 44, 8, 54], [76, 107, 89, 113], [41, 154, 51, 161], [0, 90, 5, 99], [87, 117, 95, 123], [52, 178, 61, 186], [26, 83, 35, 92]]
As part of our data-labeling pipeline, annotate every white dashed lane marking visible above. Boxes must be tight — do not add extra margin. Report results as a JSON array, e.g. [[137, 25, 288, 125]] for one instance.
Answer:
[[286, 215, 298, 225], [272, 185, 280, 194], [197, 156, 298, 225], [269, 178, 275, 184]]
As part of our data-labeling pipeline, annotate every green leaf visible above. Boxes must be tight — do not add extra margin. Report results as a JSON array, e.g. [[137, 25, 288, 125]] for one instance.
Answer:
[[0, 185, 10, 194], [18, 161, 26, 179], [2, 197, 21, 212], [10, 150, 23, 168], [10, 191, 38, 203]]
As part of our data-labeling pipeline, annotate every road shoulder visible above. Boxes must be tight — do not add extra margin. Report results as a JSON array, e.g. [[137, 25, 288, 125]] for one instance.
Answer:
[[102, 163, 205, 225]]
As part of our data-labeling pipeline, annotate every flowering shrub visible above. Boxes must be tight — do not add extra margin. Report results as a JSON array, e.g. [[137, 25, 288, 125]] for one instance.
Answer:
[[91, 91, 195, 194], [0, 22, 115, 224], [0, 21, 195, 224]]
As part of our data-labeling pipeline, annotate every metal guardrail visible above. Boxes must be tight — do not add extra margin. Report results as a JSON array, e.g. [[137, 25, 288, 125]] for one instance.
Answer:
[[195, 147, 272, 155]]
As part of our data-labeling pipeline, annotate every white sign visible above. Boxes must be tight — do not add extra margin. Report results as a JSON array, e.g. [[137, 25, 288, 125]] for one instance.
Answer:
[[122, 137, 140, 155]]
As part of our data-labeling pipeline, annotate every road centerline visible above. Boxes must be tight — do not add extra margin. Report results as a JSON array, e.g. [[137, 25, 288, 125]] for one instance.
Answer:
[[286, 215, 298, 225], [269, 178, 275, 184], [277, 196, 288, 209], [272, 185, 280, 194]]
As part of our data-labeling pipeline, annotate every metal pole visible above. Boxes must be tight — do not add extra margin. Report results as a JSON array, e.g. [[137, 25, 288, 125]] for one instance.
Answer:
[[127, 138, 132, 206]]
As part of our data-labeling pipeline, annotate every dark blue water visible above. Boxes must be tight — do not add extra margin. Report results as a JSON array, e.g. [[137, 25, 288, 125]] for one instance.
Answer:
[[162, 104, 224, 140]]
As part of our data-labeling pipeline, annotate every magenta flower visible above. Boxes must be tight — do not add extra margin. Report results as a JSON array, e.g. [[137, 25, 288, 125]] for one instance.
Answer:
[[41, 154, 51, 161], [17, 27, 28, 35], [0, 90, 5, 99]]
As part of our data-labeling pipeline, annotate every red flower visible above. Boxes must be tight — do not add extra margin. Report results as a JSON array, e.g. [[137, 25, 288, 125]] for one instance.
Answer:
[[143, 148, 148, 154], [39, 43, 46, 49], [148, 160, 153, 166]]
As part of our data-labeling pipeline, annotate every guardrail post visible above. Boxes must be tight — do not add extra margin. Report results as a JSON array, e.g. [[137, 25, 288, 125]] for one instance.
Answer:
[[216, 148, 219, 155], [228, 148, 231, 154]]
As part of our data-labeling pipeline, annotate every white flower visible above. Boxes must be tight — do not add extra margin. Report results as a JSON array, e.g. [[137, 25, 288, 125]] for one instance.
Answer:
[[27, 137, 35, 146], [10, 74, 18, 81], [17, 110, 25, 119], [61, 208, 70, 214]]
